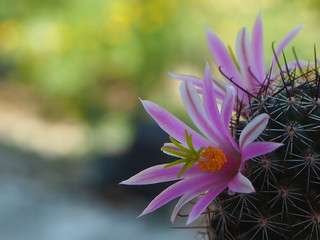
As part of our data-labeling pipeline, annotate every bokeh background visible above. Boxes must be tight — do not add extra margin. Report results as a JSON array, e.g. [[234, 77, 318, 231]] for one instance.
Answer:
[[0, 0, 320, 239]]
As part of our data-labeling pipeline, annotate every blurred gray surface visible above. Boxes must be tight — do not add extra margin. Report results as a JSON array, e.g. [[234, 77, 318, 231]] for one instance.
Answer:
[[0, 145, 197, 240]]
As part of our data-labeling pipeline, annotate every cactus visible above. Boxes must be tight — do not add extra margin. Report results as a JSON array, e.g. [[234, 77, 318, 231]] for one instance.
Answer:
[[208, 60, 320, 240], [121, 14, 320, 240], [169, 15, 320, 239]]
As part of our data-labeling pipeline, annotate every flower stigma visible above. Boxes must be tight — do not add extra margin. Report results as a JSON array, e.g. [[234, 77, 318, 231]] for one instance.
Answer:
[[198, 146, 227, 172]]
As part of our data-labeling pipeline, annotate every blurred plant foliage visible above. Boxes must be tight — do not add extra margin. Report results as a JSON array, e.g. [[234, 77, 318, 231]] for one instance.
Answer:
[[0, 0, 320, 156], [0, 0, 211, 123], [1, 0, 319, 122]]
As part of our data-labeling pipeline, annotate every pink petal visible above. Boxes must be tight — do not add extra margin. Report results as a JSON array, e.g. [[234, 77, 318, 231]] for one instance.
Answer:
[[180, 82, 220, 146], [161, 143, 183, 157], [139, 173, 212, 217], [251, 12, 266, 84], [120, 164, 202, 185], [212, 76, 227, 100], [168, 73, 203, 88], [141, 100, 210, 149], [168, 70, 227, 101], [171, 175, 222, 222], [241, 141, 283, 162], [171, 193, 195, 223], [203, 64, 224, 139], [239, 113, 269, 149], [236, 27, 257, 92], [206, 27, 245, 90], [220, 86, 240, 153], [270, 60, 311, 85], [270, 25, 302, 76], [221, 86, 235, 131], [187, 184, 227, 224], [280, 60, 310, 73], [228, 172, 255, 193]]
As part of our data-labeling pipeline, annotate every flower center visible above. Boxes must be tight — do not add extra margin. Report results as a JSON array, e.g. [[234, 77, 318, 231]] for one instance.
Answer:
[[198, 146, 227, 172]]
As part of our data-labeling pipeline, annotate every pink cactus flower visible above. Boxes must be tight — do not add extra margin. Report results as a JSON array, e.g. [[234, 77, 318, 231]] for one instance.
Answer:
[[170, 13, 302, 105], [121, 64, 282, 224]]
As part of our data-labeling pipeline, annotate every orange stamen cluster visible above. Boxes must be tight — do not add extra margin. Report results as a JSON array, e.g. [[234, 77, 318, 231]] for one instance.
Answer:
[[198, 146, 227, 172]]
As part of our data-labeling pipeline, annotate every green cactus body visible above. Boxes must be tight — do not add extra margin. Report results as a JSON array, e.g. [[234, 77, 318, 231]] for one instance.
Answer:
[[209, 65, 320, 239]]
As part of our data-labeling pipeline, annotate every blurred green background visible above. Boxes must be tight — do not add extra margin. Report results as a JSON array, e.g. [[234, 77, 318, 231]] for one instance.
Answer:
[[0, 0, 319, 156], [0, 0, 320, 239]]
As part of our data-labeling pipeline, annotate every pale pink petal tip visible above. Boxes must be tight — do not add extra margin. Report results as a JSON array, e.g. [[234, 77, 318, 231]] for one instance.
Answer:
[[186, 184, 226, 225], [239, 113, 269, 149], [119, 164, 184, 185], [241, 141, 283, 162], [228, 172, 255, 193]]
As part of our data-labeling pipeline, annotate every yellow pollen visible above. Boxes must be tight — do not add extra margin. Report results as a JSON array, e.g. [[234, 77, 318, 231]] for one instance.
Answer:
[[198, 146, 227, 172]]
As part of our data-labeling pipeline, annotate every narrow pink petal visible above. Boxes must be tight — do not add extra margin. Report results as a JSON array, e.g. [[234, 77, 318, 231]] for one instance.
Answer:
[[236, 27, 257, 91], [228, 172, 255, 193], [221, 86, 235, 130], [241, 142, 283, 162], [139, 173, 212, 217], [161, 143, 183, 157], [171, 175, 222, 222], [180, 82, 220, 146], [141, 100, 210, 149], [120, 164, 202, 185], [206, 27, 245, 90], [220, 86, 240, 153], [171, 193, 195, 223], [270, 25, 302, 76], [171, 191, 202, 223], [239, 113, 269, 149], [168, 70, 226, 101], [280, 60, 310, 73], [212, 76, 227, 100], [270, 60, 310, 85], [168, 73, 202, 88], [251, 12, 266, 84], [172, 168, 234, 222], [187, 184, 227, 224], [203, 64, 224, 135]]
